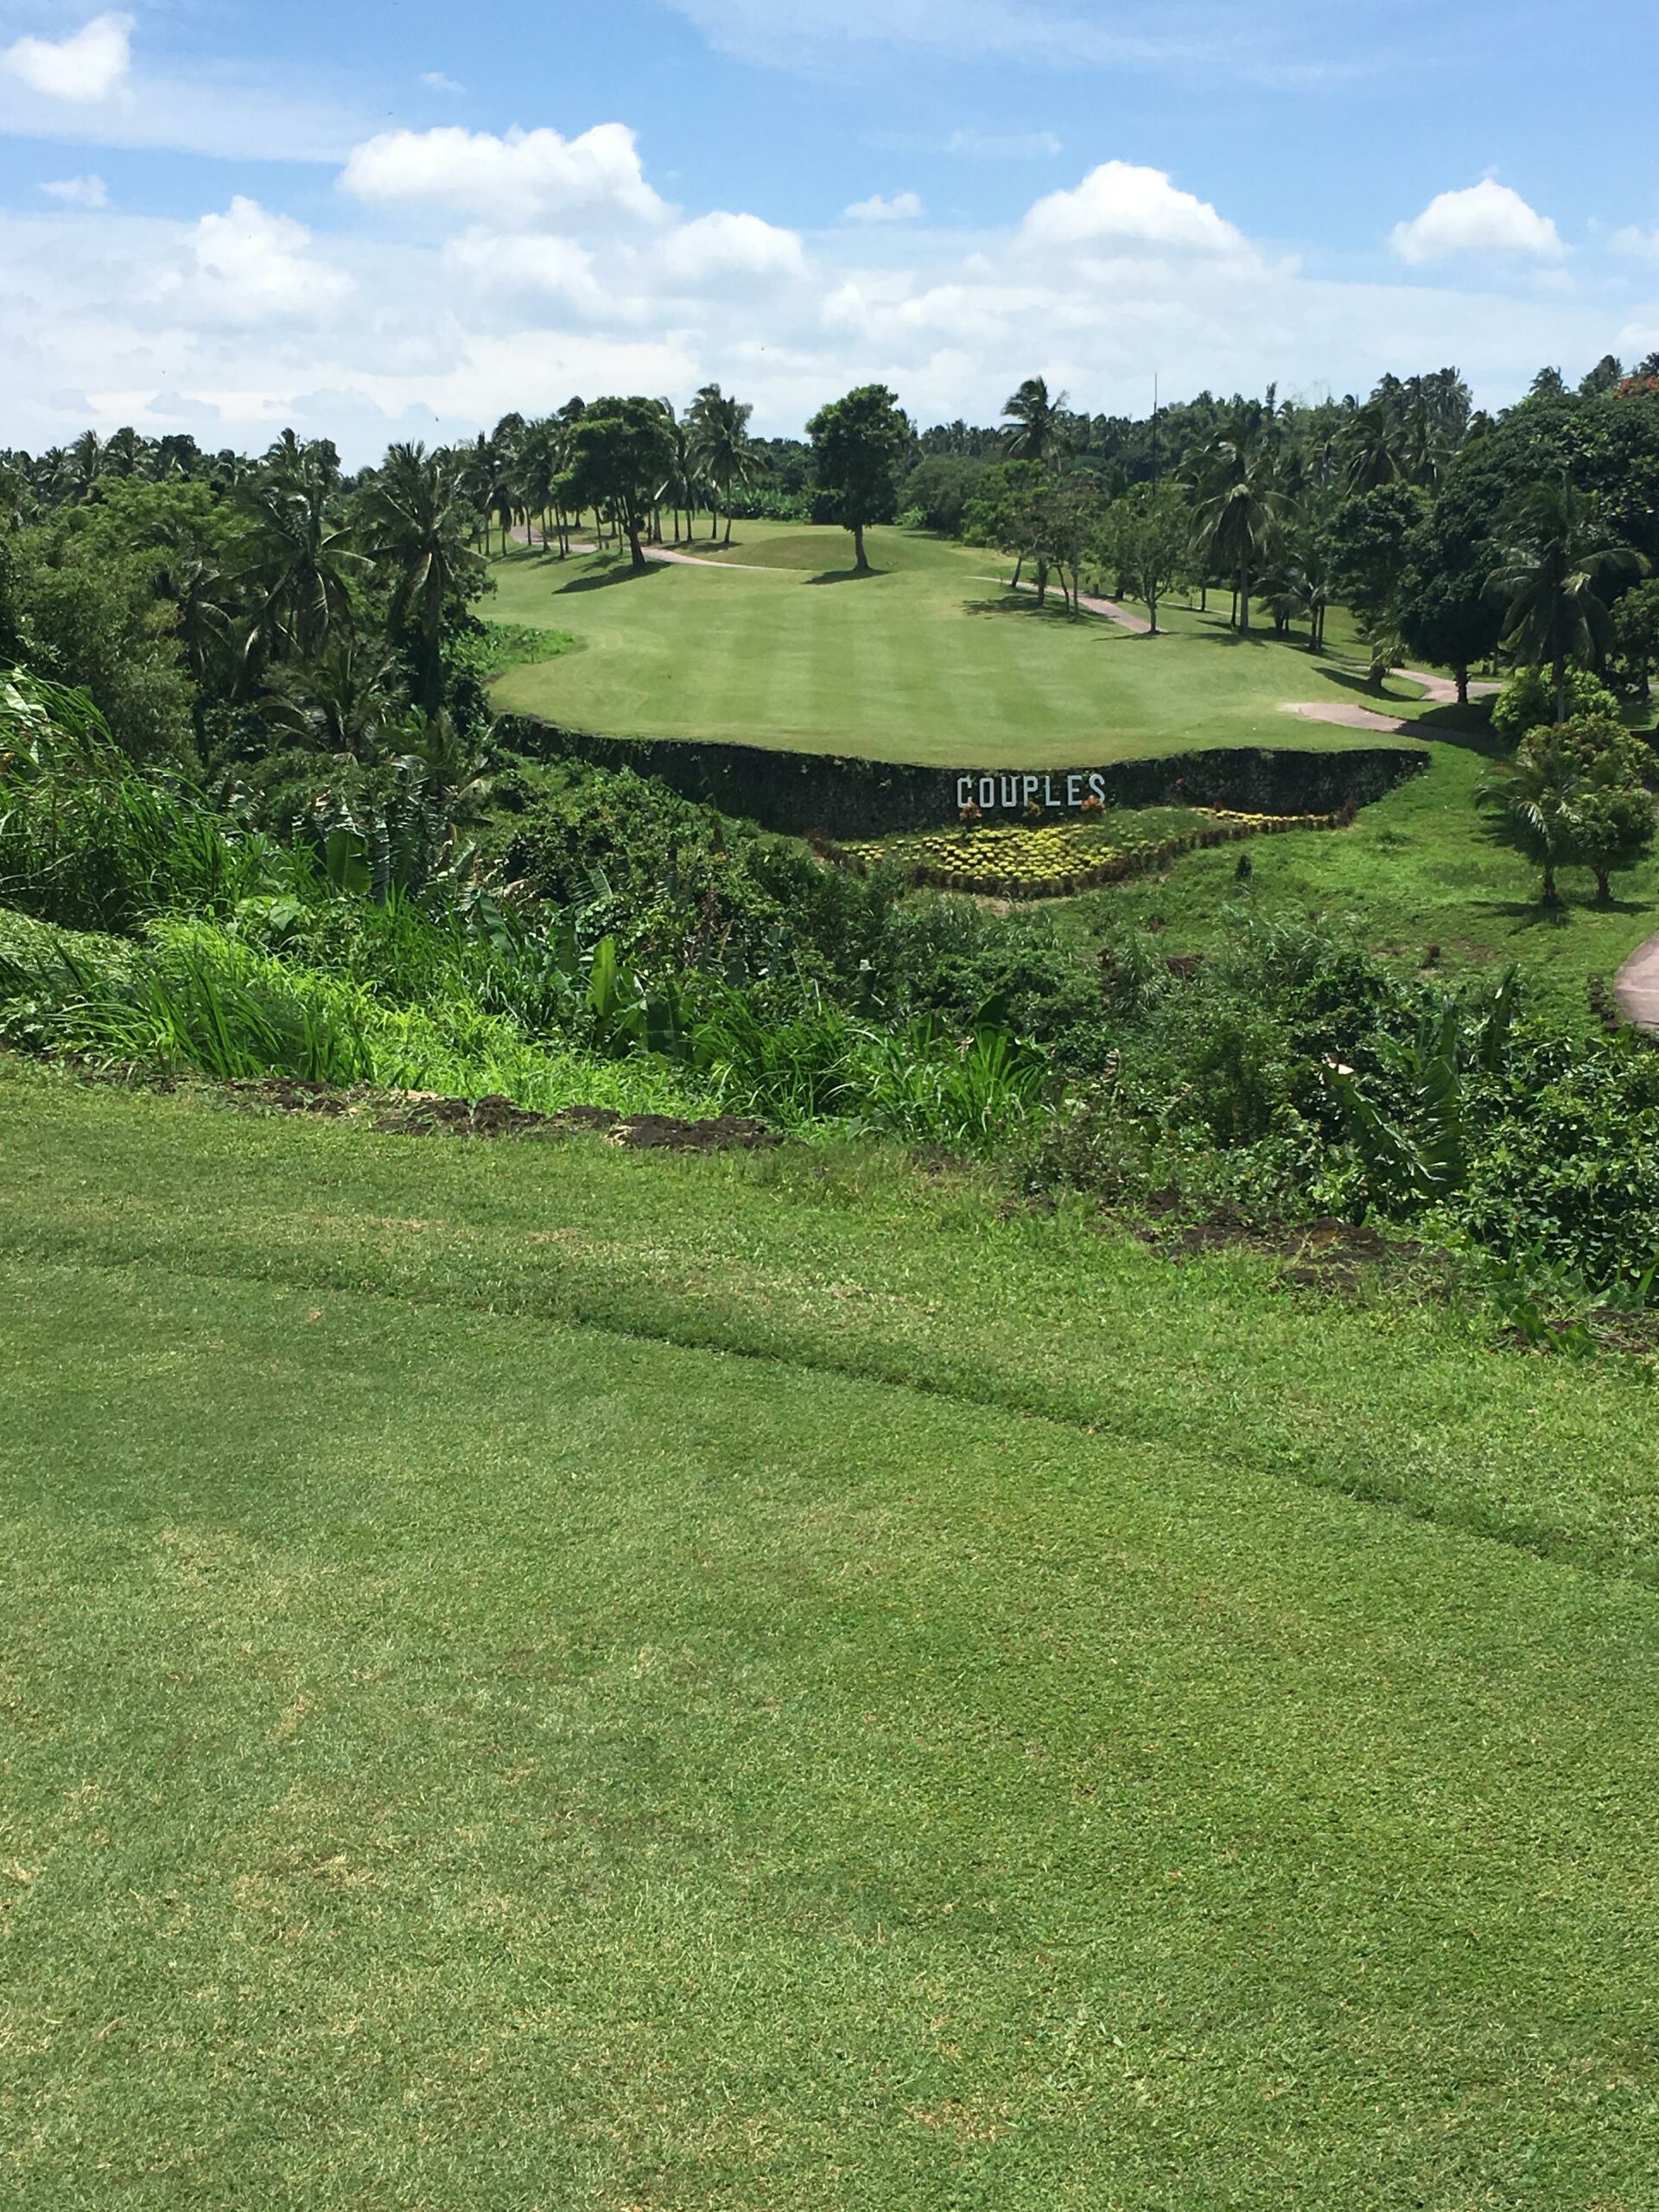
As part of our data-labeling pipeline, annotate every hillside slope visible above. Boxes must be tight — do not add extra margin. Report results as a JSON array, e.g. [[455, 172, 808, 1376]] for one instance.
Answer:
[[3, 1063, 1658, 2209]]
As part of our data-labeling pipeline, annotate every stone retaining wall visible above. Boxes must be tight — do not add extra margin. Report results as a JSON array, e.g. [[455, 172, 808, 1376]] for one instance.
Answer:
[[496, 716, 1430, 838]]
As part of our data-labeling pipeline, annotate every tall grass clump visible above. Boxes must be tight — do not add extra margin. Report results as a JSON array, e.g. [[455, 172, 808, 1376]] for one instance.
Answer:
[[689, 984, 1048, 1153], [1, 672, 289, 933], [0, 912, 715, 1116]]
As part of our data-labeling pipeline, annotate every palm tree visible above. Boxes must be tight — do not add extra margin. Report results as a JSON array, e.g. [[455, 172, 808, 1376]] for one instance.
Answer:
[[153, 556, 241, 720], [1339, 400, 1405, 494], [262, 637, 404, 761], [687, 385, 755, 544], [1489, 480, 1647, 721], [1001, 377, 1070, 470], [517, 418, 574, 552], [359, 443, 484, 712], [238, 462, 365, 667], [1478, 737, 1579, 904], [60, 429, 108, 505], [1192, 415, 1288, 632], [657, 407, 696, 544], [393, 708, 496, 831]]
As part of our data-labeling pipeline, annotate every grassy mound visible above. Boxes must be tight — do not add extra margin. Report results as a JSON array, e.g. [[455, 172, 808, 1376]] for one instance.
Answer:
[[485, 523, 1441, 768], [4, 1064, 1659, 2208]]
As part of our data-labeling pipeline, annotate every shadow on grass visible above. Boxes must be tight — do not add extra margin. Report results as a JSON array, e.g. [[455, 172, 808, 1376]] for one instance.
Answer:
[[1314, 664, 1425, 705], [804, 566, 885, 584], [1464, 893, 1637, 936], [961, 593, 1118, 629], [553, 560, 669, 594]]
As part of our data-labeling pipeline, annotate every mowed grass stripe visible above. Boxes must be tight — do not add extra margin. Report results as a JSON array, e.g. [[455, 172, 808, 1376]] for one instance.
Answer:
[[6, 1066, 1659, 1589], [4, 1247, 1659, 2207], [485, 524, 1417, 766]]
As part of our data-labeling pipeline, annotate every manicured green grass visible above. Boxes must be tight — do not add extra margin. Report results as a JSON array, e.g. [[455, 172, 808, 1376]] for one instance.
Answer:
[[1049, 744, 1659, 1018], [486, 524, 1436, 767], [5, 1062, 1659, 2207]]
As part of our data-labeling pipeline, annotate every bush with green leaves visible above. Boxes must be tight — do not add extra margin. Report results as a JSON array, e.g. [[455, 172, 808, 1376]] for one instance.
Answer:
[[1490, 664, 1623, 745]]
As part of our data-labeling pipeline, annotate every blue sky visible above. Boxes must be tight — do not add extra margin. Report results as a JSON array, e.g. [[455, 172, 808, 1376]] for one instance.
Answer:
[[2, 0, 1656, 459]]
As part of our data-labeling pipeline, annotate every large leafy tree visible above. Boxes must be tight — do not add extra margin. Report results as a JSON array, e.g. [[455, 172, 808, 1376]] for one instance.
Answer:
[[1103, 480, 1191, 634], [805, 385, 912, 574], [1395, 478, 1504, 706], [1611, 576, 1659, 703], [1488, 480, 1646, 720], [1480, 714, 1654, 904], [557, 397, 677, 571], [1327, 480, 1430, 681]]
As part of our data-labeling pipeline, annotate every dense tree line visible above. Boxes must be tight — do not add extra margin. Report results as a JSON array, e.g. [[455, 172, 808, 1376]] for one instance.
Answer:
[[4, 346, 1657, 817]]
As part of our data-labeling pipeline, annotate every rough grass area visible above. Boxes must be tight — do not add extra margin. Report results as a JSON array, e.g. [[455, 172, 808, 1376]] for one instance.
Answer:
[[3, 1062, 1659, 2209], [485, 523, 1437, 767], [1052, 744, 1659, 1018], [474, 619, 578, 678]]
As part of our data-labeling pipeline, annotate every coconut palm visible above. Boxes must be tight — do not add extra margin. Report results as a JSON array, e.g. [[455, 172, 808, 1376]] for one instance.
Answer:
[[1192, 415, 1289, 632], [261, 637, 404, 761], [1488, 480, 1647, 721], [657, 407, 698, 544], [152, 556, 241, 710], [359, 443, 484, 712], [1338, 401, 1405, 495], [687, 385, 755, 544], [1478, 736, 1579, 904], [59, 429, 109, 505], [1001, 377, 1070, 470], [238, 464, 365, 667]]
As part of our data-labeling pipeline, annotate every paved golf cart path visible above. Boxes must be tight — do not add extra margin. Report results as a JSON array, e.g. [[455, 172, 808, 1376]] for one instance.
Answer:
[[1615, 933, 1659, 1030], [976, 575, 1152, 632], [1281, 671, 1501, 736]]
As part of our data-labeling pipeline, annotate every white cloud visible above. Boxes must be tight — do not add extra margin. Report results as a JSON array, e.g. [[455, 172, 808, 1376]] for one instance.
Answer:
[[420, 72, 465, 94], [444, 228, 608, 315], [1611, 226, 1659, 264], [843, 190, 923, 224], [171, 197, 355, 323], [657, 209, 805, 284], [341, 124, 670, 225], [1390, 180, 1563, 265], [41, 173, 109, 209], [1021, 160, 1250, 257], [3, 12, 131, 104], [0, 107, 1650, 467]]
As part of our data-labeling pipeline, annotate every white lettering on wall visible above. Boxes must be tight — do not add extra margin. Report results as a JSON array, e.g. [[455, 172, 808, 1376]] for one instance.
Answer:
[[953, 770, 1117, 816]]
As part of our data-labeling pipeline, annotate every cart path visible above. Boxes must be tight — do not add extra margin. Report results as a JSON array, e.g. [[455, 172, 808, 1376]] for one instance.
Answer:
[[975, 575, 1152, 633], [1281, 669, 1501, 737], [1615, 932, 1659, 1031]]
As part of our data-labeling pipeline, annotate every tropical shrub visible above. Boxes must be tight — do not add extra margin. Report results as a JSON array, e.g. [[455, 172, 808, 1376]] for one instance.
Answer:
[[1491, 664, 1622, 745]]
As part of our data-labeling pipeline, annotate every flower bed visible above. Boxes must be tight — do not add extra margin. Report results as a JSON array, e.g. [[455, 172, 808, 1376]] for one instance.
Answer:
[[824, 804, 1348, 900]]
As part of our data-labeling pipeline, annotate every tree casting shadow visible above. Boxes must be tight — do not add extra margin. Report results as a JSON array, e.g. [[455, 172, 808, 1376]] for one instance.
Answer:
[[804, 566, 886, 584], [554, 560, 670, 594], [961, 593, 1120, 631]]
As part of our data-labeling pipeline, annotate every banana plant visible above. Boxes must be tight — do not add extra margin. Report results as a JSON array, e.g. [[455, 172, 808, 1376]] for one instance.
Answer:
[[1326, 967, 1519, 1211]]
